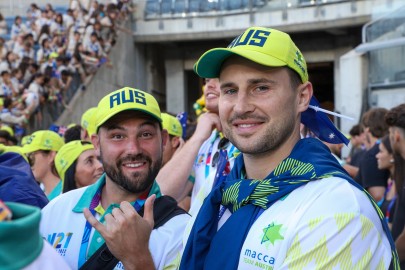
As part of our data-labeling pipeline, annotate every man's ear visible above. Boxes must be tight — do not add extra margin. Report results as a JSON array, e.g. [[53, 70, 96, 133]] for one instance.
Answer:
[[91, 133, 100, 156], [395, 128, 403, 143], [161, 129, 169, 148], [297, 82, 313, 113], [48, 151, 57, 164], [171, 136, 181, 149]]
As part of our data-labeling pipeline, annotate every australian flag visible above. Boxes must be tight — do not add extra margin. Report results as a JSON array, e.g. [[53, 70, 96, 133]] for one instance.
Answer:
[[176, 112, 188, 140], [301, 96, 350, 145], [49, 124, 67, 137]]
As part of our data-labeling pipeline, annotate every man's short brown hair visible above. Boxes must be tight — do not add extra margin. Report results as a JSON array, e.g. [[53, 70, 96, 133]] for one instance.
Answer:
[[385, 103, 405, 130], [361, 108, 388, 138]]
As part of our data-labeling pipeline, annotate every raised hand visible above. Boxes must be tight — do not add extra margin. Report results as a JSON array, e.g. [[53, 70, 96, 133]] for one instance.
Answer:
[[83, 195, 156, 270]]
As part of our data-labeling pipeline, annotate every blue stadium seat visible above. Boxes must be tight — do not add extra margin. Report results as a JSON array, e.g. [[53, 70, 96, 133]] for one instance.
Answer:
[[200, 0, 217, 12], [253, 0, 266, 7], [218, 0, 229, 11], [174, 0, 187, 13], [0, 34, 11, 41], [161, 0, 173, 14], [218, 0, 229, 10], [54, 6, 68, 14], [189, 0, 200, 12], [5, 17, 14, 33], [229, 0, 243, 10], [145, 0, 159, 15]]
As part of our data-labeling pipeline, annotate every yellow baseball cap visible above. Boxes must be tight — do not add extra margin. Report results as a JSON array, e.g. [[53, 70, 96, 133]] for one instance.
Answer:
[[22, 130, 65, 154], [20, 135, 30, 146], [95, 87, 162, 131], [161, 113, 183, 137], [49, 52, 59, 59], [194, 26, 308, 83], [0, 125, 14, 137], [55, 140, 94, 182], [0, 144, 28, 162], [81, 107, 97, 136]]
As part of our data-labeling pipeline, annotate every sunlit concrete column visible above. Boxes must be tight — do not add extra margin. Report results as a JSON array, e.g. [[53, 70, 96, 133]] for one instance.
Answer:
[[165, 59, 186, 113]]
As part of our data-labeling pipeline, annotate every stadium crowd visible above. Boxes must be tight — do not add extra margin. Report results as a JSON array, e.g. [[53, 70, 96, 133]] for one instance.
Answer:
[[0, 0, 134, 140]]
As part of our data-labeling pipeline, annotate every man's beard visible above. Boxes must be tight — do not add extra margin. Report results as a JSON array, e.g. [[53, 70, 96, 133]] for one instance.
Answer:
[[101, 151, 162, 194], [223, 111, 296, 156]]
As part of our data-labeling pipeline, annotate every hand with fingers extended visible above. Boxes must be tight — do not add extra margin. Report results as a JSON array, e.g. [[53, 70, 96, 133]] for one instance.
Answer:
[[83, 195, 156, 270]]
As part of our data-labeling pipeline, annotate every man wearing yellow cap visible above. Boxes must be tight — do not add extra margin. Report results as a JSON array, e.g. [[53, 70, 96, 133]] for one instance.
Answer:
[[81, 106, 98, 140], [157, 78, 239, 217], [40, 87, 189, 270], [180, 27, 398, 269], [22, 130, 65, 201], [24, 73, 45, 118], [161, 112, 183, 165]]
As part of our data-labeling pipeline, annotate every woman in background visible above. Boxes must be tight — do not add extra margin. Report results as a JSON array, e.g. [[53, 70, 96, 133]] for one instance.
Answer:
[[55, 140, 103, 193], [376, 135, 397, 229]]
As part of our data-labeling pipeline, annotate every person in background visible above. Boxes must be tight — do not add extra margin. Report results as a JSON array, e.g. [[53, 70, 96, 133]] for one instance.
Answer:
[[81, 106, 98, 141], [346, 124, 367, 172], [22, 130, 64, 200], [157, 78, 239, 217], [63, 124, 87, 143], [385, 103, 405, 267], [160, 112, 192, 210], [11, 16, 26, 41], [55, 140, 103, 193], [0, 130, 12, 145], [161, 112, 183, 165], [355, 108, 390, 201], [0, 13, 7, 36], [376, 135, 397, 230]]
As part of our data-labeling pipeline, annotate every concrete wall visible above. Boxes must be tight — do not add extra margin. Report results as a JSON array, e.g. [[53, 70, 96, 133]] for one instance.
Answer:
[[337, 49, 367, 134], [57, 22, 139, 126], [165, 58, 186, 113]]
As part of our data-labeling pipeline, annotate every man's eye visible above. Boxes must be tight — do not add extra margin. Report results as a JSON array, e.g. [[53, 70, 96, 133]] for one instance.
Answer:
[[255, 86, 269, 92], [141, 132, 152, 138], [112, 134, 124, 140], [223, 88, 237, 95]]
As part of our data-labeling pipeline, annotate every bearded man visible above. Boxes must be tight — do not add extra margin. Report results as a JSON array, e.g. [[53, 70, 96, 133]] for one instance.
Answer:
[[40, 87, 190, 270]]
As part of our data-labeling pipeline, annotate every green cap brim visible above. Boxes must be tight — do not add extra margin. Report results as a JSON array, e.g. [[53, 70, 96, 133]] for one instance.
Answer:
[[96, 108, 162, 131]]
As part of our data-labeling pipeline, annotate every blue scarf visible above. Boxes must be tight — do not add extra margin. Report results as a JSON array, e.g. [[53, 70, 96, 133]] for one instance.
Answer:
[[180, 138, 399, 270]]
